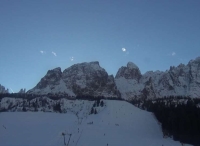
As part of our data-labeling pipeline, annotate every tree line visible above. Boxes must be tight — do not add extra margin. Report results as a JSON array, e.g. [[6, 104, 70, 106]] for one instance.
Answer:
[[0, 93, 123, 101], [130, 96, 200, 145]]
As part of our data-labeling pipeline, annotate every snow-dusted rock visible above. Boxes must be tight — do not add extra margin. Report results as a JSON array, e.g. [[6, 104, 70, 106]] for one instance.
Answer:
[[27, 67, 75, 97], [18, 88, 26, 94], [27, 57, 200, 100], [0, 84, 9, 94], [28, 62, 120, 98], [115, 57, 200, 100], [115, 62, 142, 81], [115, 62, 143, 100], [127, 62, 139, 69], [62, 61, 120, 98]]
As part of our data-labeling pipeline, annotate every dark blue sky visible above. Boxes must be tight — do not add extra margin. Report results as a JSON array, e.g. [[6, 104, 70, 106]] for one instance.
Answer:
[[0, 0, 200, 92]]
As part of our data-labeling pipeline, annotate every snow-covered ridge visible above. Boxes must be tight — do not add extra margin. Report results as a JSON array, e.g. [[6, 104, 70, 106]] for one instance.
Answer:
[[24, 56, 200, 100], [115, 57, 200, 100], [0, 97, 106, 115]]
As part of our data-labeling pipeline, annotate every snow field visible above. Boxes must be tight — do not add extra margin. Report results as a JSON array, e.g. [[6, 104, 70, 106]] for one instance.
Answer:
[[0, 100, 192, 146]]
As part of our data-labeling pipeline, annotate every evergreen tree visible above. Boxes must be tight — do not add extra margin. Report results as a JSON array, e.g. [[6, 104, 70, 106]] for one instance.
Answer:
[[90, 107, 94, 114], [97, 99, 100, 107], [53, 103, 62, 113], [22, 106, 26, 112], [100, 101, 104, 107], [94, 109, 97, 114]]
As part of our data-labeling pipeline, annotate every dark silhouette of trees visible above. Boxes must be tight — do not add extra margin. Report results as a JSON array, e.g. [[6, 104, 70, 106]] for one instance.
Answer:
[[53, 103, 61, 113], [90, 107, 94, 114], [100, 100, 104, 107], [94, 109, 97, 114], [131, 96, 200, 145]]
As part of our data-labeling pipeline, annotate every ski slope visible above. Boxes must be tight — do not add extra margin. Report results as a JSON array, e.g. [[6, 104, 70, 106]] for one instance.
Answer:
[[0, 100, 191, 146]]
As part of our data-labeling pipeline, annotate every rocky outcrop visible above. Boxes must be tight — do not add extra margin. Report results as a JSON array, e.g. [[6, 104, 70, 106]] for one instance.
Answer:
[[27, 67, 75, 97], [28, 62, 120, 98], [141, 77, 156, 99], [27, 57, 200, 100], [0, 84, 9, 94], [115, 62, 142, 82], [62, 61, 120, 98], [18, 88, 26, 94], [115, 57, 200, 100], [115, 62, 143, 100]]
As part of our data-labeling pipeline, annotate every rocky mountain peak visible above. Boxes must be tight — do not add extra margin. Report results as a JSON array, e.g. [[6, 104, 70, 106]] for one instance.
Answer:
[[0, 84, 9, 94], [36, 67, 62, 89], [90, 61, 100, 65], [189, 57, 200, 65], [127, 62, 139, 69], [177, 63, 185, 68], [18, 88, 26, 94], [115, 62, 142, 81], [27, 67, 76, 96], [27, 61, 120, 98], [25, 56, 200, 100], [62, 61, 119, 97], [52, 67, 62, 73]]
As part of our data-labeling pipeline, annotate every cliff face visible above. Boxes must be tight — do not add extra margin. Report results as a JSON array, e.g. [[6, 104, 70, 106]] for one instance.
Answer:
[[27, 57, 200, 100], [0, 84, 9, 94], [28, 62, 120, 98], [115, 57, 200, 100], [62, 61, 120, 98], [27, 67, 75, 96], [115, 62, 143, 100]]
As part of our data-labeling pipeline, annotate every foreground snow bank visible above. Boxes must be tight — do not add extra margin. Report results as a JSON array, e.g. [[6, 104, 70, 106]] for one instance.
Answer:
[[0, 100, 191, 146]]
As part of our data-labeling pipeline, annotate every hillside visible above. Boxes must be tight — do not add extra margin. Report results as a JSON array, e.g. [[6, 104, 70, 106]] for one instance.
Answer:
[[0, 100, 191, 146]]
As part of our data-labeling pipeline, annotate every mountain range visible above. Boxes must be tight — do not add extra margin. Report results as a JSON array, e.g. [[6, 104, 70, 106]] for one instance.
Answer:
[[1, 57, 200, 100]]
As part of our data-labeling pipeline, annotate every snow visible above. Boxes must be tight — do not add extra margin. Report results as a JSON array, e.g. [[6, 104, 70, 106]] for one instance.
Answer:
[[115, 57, 200, 99], [115, 77, 143, 100], [0, 97, 23, 110], [0, 100, 191, 146], [29, 79, 75, 96], [56, 80, 75, 96]]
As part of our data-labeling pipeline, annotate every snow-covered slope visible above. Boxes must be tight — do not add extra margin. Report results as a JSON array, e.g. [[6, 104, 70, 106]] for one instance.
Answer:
[[27, 67, 76, 97], [0, 84, 9, 94], [115, 57, 200, 100], [0, 97, 97, 115], [0, 100, 190, 146]]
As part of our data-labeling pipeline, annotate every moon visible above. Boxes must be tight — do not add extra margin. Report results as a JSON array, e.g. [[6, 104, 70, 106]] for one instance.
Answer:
[[122, 48, 126, 52]]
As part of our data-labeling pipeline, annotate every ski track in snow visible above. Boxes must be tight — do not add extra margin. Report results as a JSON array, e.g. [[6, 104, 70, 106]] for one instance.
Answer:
[[0, 100, 192, 146]]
